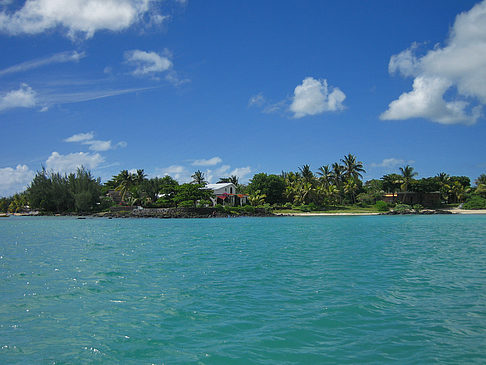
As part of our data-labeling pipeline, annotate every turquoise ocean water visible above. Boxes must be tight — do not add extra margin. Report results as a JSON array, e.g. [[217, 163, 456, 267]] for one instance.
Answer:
[[1, 215, 486, 364]]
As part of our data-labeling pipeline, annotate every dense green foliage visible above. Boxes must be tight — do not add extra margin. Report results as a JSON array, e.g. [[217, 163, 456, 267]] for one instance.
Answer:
[[27, 168, 102, 213], [463, 195, 486, 210], [247, 173, 286, 204], [2, 157, 485, 214], [374, 201, 389, 212]]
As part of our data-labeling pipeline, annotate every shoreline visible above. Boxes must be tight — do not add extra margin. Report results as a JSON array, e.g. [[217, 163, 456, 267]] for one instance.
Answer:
[[3, 208, 486, 218], [276, 209, 486, 216]]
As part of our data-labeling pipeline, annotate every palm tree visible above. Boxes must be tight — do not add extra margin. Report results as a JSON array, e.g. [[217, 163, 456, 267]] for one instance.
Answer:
[[298, 164, 314, 184], [191, 170, 207, 185], [341, 154, 366, 181], [316, 165, 332, 188], [294, 181, 314, 205], [344, 177, 358, 204], [217, 175, 239, 185], [331, 163, 345, 203], [248, 190, 266, 206], [475, 174, 486, 186], [436, 172, 451, 202], [115, 170, 134, 202], [399, 165, 418, 192], [134, 169, 147, 185]]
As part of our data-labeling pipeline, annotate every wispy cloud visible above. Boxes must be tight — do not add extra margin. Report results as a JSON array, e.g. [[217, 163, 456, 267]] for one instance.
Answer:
[[64, 132, 127, 152], [125, 49, 172, 76], [370, 158, 415, 169], [42, 86, 158, 106], [191, 156, 222, 166], [0, 51, 85, 77]]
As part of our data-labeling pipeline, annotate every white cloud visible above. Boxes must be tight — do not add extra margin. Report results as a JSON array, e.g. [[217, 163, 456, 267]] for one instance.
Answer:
[[370, 158, 414, 168], [381, 76, 481, 125], [388, 42, 420, 77], [157, 165, 191, 182], [64, 132, 126, 151], [0, 164, 35, 197], [125, 49, 172, 76], [382, 0, 486, 125], [192, 156, 222, 166], [0, 0, 156, 39], [46, 151, 104, 174], [229, 166, 251, 182], [0, 51, 85, 77], [248, 93, 265, 107], [290, 77, 346, 118], [0, 84, 37, 111], [64, 132, 94, 143], [84, 140, 113, 152], [204, 165, 230, 184], [156, 161, 252, 184]]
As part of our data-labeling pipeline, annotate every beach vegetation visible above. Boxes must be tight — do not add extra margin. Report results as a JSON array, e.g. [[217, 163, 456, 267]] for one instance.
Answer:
[[248, 173, 285, 204], [394, 204, 412, 213], [463, 195, 486, 210], [27, 167, 101, 213], [399, 165, 418, 192], [4, 159, 486, 216], [248, 189, 267, 206], [374, 200, 389, 212]]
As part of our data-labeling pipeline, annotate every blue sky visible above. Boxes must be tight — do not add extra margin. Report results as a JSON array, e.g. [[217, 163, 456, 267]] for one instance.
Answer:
[[1, 0, 486, 196]]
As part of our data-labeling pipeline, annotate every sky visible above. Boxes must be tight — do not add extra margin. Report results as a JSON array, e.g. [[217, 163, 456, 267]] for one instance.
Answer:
[[1, 0, 486, 196]]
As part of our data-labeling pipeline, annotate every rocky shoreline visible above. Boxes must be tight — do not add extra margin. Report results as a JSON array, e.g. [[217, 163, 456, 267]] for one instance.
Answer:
[[381, 209, 454, 215], [100, 207, 275, 219]]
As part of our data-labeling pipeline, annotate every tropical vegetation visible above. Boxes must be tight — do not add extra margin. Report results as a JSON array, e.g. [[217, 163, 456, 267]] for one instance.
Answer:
[[1, 153, 486, 214]]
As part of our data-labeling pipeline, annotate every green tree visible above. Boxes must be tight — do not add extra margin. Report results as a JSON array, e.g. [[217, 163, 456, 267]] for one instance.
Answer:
[[114, 170, 134, 202], [298, 164, 315, 184], [191, 170, 207, 185], [248, 190, 266, 206], [341, 154, 366, 181], [316, 165, 332, 188], [344, 177, 359, 204], [475, 174, 486, 186], [399, 165, 418, 192], [217, 175, 239, 185], [381, 173, 402, 195], [173, 183, 212, 207], [247, 173, 286, 204]]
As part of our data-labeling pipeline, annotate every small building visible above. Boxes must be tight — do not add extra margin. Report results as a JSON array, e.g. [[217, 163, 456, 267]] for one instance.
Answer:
[[382, 191, 441, 207], [204, 183, 248, 206]]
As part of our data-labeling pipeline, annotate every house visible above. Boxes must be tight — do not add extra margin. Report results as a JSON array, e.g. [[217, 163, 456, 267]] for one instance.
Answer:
[[204, 183, 248, 206], [382, 191, 441, 207]]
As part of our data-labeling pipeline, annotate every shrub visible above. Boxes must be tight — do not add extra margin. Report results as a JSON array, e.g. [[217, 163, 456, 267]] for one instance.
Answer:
[[284, 202, 292, 209], [463, 195, 486, 210], [394, 204, 412, 213], [214, 204, 224, 212], [243, 205, 255, 213], [413, 204, 424, 212], [196, 199, 212, 208], [178, 200, 195, 207], [374, 200, 389, 212]]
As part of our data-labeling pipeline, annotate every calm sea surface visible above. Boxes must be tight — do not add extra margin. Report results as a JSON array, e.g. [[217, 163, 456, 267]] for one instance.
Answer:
[[1, 215, 486, 364]]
